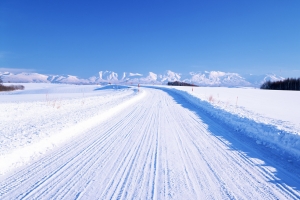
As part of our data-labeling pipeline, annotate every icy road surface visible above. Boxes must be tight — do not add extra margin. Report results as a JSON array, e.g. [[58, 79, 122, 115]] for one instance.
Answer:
[[1, 87, 300, 199]]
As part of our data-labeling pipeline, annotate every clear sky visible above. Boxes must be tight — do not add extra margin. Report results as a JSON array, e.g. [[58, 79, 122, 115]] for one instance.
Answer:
[[1, 0, 299, 78]]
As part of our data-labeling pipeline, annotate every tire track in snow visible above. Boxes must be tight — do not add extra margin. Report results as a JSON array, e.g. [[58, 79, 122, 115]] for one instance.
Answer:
[[0, 89, 146, 199], [1, 88, 300, 199]]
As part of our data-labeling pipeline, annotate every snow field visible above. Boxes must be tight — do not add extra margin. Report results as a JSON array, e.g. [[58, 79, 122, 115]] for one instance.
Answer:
[[0, 83, 144, 175], [156, 85, 300, 159], [1, 87, 299, 199], [1, 84, 300, 199]]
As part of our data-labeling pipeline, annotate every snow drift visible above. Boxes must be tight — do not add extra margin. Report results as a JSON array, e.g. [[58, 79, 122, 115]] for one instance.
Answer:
[[157, 87, 300, 159]]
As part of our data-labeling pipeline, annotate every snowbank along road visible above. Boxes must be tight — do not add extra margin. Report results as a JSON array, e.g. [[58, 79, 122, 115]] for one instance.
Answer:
[[1, 86, 300, 199]]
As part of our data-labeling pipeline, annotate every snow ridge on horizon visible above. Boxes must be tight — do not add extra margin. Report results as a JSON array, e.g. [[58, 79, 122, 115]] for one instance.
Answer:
[[0, 70, 285, 87]]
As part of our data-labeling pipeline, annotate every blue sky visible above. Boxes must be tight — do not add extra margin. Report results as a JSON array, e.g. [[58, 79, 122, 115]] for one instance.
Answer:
[[1, 0, 299, 78]]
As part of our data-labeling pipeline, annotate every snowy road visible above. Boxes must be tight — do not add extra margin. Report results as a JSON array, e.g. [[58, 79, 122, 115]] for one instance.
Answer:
[[1, 88, 300, 199]]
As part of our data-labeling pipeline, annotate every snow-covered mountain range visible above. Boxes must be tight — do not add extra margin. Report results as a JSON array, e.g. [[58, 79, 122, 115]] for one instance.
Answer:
[[0, 70, 285, 87]]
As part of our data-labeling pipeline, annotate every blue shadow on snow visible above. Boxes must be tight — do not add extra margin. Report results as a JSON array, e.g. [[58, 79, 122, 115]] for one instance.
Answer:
[[146, 86, 300, 194], [94, 85, 130, 91]]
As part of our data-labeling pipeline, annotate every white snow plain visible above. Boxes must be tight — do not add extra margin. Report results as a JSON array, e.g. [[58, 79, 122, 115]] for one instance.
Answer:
[[0, 83, 300, 199], [156, 85, 300, 158], [0, 83, 143, 175]]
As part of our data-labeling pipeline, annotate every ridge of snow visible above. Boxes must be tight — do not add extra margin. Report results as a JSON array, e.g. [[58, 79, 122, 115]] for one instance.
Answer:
[[0, 70, 288, 87], [157, 86, 300, 159], [98, 71, 119, 82], [160, 70, 181, 83], [129, 73, 143, 76]]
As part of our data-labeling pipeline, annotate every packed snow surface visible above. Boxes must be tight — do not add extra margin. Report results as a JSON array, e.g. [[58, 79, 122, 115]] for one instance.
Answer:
[[0, 83, 142, 175], [0, 83, 300, 199], [155, 86, 300, 157], [163, 86, 300, 130]]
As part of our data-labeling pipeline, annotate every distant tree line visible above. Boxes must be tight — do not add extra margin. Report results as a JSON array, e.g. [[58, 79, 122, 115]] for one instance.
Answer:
[[260, 78, 300, 90], [0, 77, 25, 91], [167, 81, 198, 87]]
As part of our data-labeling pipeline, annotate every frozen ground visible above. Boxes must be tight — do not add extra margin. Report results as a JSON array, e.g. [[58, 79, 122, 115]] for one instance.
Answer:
[[0, 83, 142, 175], [0, 83, 300, 199], [161, 86, 300, 132], [154, 85, 300, 158]]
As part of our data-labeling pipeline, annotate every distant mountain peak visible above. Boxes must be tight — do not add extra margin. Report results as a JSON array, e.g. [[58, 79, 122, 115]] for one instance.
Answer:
[[0, 70, 287, 87], [129, 73, 143, 76]]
